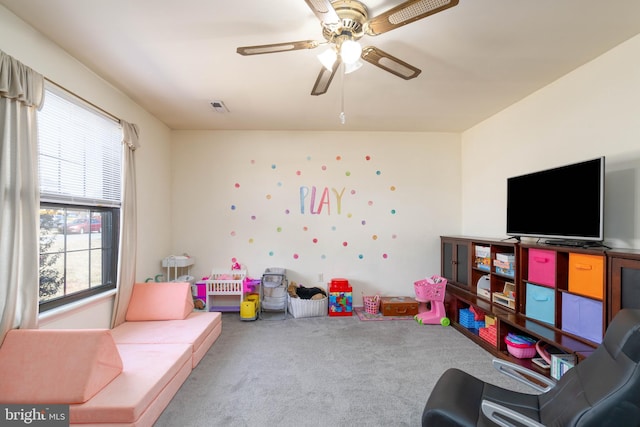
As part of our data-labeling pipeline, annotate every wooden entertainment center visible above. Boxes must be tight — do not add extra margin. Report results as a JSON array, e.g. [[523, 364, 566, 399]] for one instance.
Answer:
[[442, 236, 640, 375]]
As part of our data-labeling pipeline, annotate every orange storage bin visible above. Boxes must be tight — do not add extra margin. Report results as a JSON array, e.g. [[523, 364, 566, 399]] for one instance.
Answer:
[[568, 253, 604, 299]]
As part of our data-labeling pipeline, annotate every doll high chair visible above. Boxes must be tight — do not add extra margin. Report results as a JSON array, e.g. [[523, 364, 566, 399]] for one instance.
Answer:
[[414, 276, 449, 325]]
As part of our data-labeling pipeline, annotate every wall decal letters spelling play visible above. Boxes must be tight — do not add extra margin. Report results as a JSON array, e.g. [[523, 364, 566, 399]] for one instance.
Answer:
[[299, 186, 346, 215]]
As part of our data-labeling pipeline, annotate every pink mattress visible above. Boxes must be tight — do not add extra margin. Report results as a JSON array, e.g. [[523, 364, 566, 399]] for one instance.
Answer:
[[70, 343, 191, 425], [111, 311, 221, 367]]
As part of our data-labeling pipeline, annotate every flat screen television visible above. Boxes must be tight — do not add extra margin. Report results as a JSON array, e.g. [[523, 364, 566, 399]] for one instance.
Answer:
[[506, 157, 605, 244]]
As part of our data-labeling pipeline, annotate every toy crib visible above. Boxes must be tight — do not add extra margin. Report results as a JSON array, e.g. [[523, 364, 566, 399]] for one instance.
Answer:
[[205, 270, 247, 311]]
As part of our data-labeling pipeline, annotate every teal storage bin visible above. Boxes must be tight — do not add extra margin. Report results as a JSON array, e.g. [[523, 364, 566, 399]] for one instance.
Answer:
[[526, 283, 555, 325]]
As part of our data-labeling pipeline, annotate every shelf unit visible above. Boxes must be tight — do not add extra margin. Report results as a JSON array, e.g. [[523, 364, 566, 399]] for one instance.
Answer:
[[608, 248, 640, 323], [441, 236, 621, 376]]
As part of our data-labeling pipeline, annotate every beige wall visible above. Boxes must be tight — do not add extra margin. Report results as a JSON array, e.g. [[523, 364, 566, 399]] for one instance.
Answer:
[[461, 34, 640, 249], [170, 131, 461, 304], [1, 6, 173, 328]]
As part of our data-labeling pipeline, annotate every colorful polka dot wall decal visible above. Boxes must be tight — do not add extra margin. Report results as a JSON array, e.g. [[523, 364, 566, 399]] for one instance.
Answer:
[[230, 231, 236, 236], [285, 209, 290, 214], [365, 155, 371, 161], [358, 254, 364, 259], [390, 209, 396, 215], [383, 253, 388, 259], [234, 183, 240, 188], [266, 194, 272, 200], [303, 226, 308, 231], [331, 226, 337, 231], [345, 171, 351, 176], [307, 156, 312, 161], [293, 254, 299, 259], [313, 238, 318, 243], [277, 227, 282, 232], [321, 254, 326, 260], [251, 215, 256, 220], [277, 182, 282, 187], [251, 159, 255, 164], [248, 238, 254, 243], [390, 186, 396, 191], [336, 155, 342, 161], [271, 164, 276, 169], [368, 201, 373, 206], [342, 241, 348, 247], [376, 170, 381, 175], [231, 205, 236, 210], [269, 251, 274, 256], [361, 220, 366, 225], [350, 189, 356, 195], [296, 170, 301, 176], [372, 235, 378, 240], [322, 165, 327, 171], [392, 234, 397, 239]]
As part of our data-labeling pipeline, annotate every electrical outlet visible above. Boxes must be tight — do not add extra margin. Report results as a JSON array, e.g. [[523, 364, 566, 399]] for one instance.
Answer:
[[318, 273, 324, 282]]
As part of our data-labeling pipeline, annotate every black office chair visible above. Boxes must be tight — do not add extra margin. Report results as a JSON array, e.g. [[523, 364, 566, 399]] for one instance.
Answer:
[[422, 309, 640, 427]]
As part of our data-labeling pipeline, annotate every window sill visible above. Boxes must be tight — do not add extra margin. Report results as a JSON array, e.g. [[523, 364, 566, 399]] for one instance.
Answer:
[[39, 288, 117, 325]]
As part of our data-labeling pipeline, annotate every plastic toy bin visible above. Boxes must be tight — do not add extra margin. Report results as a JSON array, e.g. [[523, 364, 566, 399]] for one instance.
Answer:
[[328, 278, 352, 317]]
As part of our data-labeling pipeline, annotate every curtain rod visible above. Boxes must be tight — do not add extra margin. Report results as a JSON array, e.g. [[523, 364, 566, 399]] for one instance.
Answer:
[[44, 77, 121, 124]]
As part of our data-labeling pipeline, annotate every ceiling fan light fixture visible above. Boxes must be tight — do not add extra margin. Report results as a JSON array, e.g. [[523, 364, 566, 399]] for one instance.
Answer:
[[344, 59, 363, 74], [340, 39, 362, 64], [317, 47, 338, 71]]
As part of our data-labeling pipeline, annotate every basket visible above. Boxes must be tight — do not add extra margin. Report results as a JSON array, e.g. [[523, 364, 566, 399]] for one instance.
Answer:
[[459, 308, 485, 330], [288, 295, 328, 318], [505, 335, 538, 359], [363, 295, 380, 314], [414, 276, 447, 302]]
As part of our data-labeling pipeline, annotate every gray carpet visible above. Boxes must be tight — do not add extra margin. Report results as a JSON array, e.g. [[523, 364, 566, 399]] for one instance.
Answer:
[[155, 312, 534, 427]]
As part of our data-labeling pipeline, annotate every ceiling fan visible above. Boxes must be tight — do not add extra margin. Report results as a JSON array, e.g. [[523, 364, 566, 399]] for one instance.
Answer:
[[237, 0, 459, 96]]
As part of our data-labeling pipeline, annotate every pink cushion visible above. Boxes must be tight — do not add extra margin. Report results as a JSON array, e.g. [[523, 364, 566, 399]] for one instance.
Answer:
[[69, 343, 192, 424], [125, 282, 194, 321], [0, 329, 123, 404], [111, 312, 221, 367]]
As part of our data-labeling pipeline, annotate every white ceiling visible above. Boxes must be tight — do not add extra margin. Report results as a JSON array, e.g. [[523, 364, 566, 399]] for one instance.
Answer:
[[2, 0, 640, 132]]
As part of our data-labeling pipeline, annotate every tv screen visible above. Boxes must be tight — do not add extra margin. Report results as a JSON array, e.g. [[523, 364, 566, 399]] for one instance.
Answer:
[[506, 157, 605, 243]]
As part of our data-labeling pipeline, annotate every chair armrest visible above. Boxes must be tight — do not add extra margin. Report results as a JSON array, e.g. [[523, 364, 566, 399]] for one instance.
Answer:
[[492, 359, 556, 393], [481, 400, 545, 427]]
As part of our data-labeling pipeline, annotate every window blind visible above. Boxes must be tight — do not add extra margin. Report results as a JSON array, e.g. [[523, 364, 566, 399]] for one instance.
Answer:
[[38, 85, 122, 207]]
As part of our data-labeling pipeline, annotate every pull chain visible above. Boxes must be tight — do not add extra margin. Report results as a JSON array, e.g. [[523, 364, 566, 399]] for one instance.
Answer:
[[339, 62, 346, 125]]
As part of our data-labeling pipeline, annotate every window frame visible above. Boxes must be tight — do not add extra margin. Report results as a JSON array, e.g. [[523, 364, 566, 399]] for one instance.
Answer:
[[37, 83, 122, 312], [39, 202, 120, 312]]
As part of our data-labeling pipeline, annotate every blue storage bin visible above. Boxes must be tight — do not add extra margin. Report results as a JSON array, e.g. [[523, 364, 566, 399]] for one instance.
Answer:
[[459, 308, 485, 330], [562, 293, 603, 344], [526, 283, 555, 325]]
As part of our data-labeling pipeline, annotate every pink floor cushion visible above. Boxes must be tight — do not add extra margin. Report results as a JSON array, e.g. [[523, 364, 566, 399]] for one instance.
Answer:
[[112, 312, 221, 365], [0, 329, 123, 404], [69, 343, 192, 424], [125, 282, 194, 321]]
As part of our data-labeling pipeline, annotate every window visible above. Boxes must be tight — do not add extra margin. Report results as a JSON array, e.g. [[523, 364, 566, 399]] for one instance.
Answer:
[[37, 84, 122, 311]]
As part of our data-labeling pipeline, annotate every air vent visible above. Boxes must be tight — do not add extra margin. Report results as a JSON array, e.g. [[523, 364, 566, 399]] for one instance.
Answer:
[[210, 100, 229, 113]]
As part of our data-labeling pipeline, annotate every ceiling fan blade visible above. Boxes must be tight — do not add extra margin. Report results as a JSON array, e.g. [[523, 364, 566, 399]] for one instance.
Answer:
[[366, 0, 459, 36], [237, 40, 320, 56], [304, 0, 340, 26], [361, 46, 421, 80], [311, 61, 340, 96]]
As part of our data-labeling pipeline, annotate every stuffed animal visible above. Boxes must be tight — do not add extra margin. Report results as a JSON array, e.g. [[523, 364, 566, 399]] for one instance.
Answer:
[[288, 282, 299, 298], [193, 298, 205, 310]]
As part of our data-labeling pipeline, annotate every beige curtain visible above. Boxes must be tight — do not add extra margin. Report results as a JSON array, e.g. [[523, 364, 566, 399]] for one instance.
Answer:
[[111, 121, 140, 328], [0, 50, 44, 344]]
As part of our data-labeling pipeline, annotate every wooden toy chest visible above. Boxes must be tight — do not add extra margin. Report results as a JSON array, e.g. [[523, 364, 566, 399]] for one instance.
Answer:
[[380, 297, 419, 316]]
